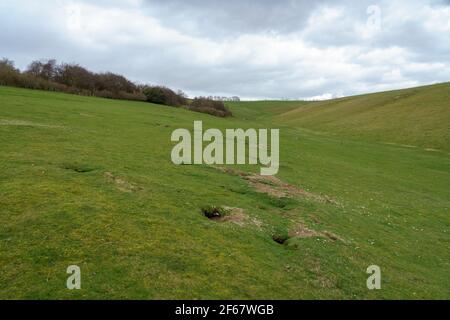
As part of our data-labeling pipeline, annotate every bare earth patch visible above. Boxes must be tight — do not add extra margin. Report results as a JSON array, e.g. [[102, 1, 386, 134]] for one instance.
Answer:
[[289, 223, 345, 242], [212, 206, 262, 228], [213, 166, 344, 241], [104, 172, 139, 193], [289, 223, 321, 238], [214, 166, 337, 204]]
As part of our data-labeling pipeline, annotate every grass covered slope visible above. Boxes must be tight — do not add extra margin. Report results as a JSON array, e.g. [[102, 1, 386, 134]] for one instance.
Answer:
[[0, 86, 449, 299], [277, 83, 450, 151]]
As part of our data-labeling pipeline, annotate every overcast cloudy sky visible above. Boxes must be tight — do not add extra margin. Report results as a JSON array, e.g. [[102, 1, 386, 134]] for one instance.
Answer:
[[1, 0, 449, 99]]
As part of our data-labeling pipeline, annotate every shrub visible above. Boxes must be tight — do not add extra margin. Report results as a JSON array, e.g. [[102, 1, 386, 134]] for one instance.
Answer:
[[188, 97, 232, 117], [142, 86, 187, 107], [94, 72, 137, 94]]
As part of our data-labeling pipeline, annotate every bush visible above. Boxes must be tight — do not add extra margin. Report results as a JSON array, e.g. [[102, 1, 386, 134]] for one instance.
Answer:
[[188, 97, 232, 117], [142, 86, 187, 107]]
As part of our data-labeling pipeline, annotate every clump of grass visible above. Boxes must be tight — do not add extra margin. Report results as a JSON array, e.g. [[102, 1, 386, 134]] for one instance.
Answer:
[[268, 197, 296, 210], [62, 163, 96, 173], [201, 205, 229, 219]]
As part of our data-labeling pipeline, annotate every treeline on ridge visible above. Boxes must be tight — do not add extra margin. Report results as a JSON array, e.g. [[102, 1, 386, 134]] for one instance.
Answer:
[[0, 58, 146, 101], [0, 58, 233, 117]]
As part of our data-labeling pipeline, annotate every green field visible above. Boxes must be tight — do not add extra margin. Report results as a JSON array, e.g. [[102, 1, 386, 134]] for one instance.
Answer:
[[0, 85, 449, 299]]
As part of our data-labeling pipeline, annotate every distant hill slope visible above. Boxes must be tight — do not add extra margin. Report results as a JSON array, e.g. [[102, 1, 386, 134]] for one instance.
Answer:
[[277, 83, 450, 151], [227, 100, 309, 121]]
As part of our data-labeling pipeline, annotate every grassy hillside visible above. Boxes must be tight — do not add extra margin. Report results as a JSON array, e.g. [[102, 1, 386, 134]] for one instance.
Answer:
[[0, 86, 449, 299], [277, 83, 450, 151]]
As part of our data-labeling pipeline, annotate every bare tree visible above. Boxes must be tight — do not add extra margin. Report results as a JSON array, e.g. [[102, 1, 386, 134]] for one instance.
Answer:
[[26, 59, 57, 80]]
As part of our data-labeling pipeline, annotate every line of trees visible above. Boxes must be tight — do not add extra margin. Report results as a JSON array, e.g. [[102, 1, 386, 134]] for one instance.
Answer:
[[0, 57, 234, 117], [0, 58, 146, 101]]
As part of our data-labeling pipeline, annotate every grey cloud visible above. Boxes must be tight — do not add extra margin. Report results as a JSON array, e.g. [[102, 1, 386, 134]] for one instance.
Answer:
[[143, 0, 326, 38], [0, 0, 449, 99]]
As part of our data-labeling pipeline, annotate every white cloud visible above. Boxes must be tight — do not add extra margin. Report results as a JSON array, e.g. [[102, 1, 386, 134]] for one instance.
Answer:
[[0, 0, 449, 99], [304, 93, 344, 101]]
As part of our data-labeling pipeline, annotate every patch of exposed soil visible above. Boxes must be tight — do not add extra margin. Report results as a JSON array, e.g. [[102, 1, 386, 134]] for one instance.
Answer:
[[213, 166, 337, 204], [289, 223, 344, 242], [322, 231, 344, 242], [289, 223, 321, 238], [105, 172, 139, 193], [223, 206, 263, 228], [212, 166, 345, 243], [219, 206, 247, 226], [203, 205, 262, 228]]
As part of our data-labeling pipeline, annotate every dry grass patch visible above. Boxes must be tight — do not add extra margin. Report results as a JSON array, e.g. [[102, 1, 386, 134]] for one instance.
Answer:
[[0, 118, 63, 128], [289, 223, 322, 238], [289, 223, 345, 242], [104, 172, 140, 193]]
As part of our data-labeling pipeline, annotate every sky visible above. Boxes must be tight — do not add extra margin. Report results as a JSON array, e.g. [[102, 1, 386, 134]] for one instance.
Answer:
[[1, 0, 449, 100]]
